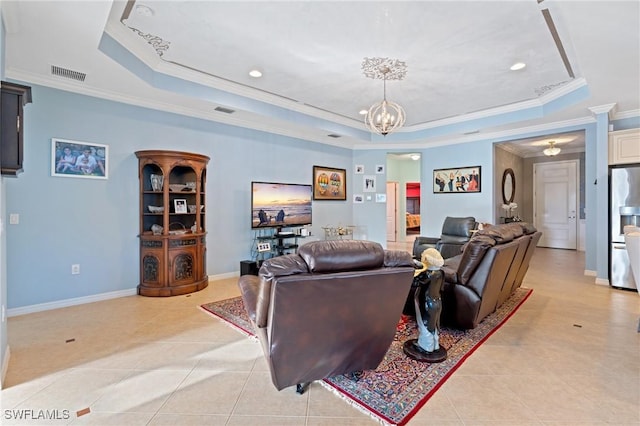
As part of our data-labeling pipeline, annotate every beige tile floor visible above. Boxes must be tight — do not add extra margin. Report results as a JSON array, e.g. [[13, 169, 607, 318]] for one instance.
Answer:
[[2, 247, 639, 425]]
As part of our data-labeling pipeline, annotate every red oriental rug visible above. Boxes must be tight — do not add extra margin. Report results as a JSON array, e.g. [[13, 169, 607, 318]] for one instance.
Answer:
[[200, 287, 532, 426]]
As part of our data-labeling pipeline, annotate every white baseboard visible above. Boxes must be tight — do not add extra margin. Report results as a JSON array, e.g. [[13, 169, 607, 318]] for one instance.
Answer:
[[209, 271, 239, 280], [595, 277, 610, 286], [1, 345, 10, 390], [6, 274, 238, 318], [7, 288, 138, 317]]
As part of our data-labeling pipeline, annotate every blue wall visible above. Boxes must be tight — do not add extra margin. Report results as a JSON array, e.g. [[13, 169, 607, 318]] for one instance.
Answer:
[[4, 82, 634, 315], [5, 84, 354, 310]]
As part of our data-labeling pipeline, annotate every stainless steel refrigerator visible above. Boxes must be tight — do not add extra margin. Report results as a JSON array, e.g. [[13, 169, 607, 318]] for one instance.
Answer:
[[610, 164, 640, 290]]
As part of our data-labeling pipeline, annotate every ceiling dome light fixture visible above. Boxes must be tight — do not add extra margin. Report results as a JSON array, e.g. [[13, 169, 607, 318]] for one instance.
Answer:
[[543, 140, 561, 156], [362, 57, 407, 136], [249, 69, 262, 78], [510, 62, 526, 71], [410, 154, 420, 161]]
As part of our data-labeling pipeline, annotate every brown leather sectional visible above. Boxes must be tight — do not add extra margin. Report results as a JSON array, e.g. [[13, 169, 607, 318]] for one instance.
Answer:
[[237, 240, 415, 392], [440, 222, 542, 329]]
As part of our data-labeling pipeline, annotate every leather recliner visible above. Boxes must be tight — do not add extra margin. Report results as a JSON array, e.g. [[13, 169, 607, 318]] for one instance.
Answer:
[[413, 216, 477, 259], [237, 240, 415, 392], [440, 222, 541, 329]]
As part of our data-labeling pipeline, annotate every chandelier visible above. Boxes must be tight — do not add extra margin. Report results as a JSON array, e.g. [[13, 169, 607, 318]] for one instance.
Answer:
[[543, 141, 561, 156], [362, 57, 407, 136]]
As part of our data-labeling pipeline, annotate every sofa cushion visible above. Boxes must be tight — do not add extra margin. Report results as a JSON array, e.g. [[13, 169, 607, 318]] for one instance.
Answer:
[[475, 225, 515, 244], [458, 235, 496, 285], [384, 249, 414, 268], [298, 240, 385, 273]]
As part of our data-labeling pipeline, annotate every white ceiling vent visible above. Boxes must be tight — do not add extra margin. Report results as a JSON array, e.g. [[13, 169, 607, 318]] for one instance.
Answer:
[[214, 106, 235, 114], [327, 134, 341, 138], [51, 65, 86, 82]]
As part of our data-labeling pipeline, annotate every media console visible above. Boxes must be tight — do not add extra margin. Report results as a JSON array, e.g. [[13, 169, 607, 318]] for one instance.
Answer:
[[240, 226, 308, 276]]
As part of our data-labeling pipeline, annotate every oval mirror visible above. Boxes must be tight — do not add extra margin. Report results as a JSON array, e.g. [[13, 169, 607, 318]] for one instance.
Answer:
[[502, 168, 515, 204]]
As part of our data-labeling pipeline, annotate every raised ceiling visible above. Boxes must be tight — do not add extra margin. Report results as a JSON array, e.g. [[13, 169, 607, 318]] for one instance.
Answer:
[[2, 1, 639, 153]]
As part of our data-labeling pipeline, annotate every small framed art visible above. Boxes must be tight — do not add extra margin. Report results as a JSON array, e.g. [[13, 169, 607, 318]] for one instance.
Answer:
[[363, 175, 376, 192], [174, 199, 187, 213]]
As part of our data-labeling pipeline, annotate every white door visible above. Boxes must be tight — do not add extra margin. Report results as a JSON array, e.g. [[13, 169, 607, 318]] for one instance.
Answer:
[[386, 182, 397, 242], [534, 160, 578, 249]]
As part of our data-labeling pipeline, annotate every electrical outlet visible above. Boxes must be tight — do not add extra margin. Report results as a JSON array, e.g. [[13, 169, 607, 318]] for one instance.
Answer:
[[71, 264, 80, 275]]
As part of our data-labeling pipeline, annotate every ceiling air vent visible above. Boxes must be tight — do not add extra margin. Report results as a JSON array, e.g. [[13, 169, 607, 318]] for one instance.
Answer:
[[51, 65, 86, 82], [214, 106, 235, 114], [327, 134, 341, 138]]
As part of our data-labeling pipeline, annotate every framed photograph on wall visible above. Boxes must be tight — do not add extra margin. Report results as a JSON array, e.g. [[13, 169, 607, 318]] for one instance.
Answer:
[[375, 164, 385, 174], [51, 138, 108, 179], [363, 175, 376, 192], [433, 166, 481, 193], [355, 164, 364, 174], [313, 165, 347, 200], [353, 194, 364, 203]]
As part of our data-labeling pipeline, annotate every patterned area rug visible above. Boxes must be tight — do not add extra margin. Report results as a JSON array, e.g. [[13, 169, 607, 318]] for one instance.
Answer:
[[201, 287, 532, 426]]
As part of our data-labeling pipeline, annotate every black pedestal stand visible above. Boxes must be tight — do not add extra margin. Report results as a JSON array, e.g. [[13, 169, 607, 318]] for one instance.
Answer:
[[402, 267, 448, 363], [403, 339, 447, 363]]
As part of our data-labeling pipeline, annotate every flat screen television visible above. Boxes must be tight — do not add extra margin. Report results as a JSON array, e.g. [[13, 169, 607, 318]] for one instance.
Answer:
[[251, 181, 312, 229]]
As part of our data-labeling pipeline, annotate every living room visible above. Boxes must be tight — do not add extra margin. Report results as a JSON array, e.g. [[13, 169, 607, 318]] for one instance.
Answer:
[[1, 1, 639, 423]]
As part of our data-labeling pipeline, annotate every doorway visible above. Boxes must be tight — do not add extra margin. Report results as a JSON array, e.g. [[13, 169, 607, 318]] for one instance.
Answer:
[[406, 182, 421, 235], [534, 160, 578, 249]]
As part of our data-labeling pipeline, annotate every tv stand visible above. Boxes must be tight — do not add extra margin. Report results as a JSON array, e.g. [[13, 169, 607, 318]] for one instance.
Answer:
[[243, 227, 308, 270]]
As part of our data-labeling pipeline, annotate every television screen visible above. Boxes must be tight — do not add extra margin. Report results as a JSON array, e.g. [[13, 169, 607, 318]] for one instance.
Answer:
[[251, 181, 312, 229]]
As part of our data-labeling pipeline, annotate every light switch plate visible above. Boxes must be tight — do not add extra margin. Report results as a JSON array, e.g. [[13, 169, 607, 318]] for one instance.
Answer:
[[9, 214, 19, 225]]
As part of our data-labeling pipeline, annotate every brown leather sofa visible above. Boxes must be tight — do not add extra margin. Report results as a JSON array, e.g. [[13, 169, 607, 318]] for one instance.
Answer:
[[237, 240, 415, 392], [440, 222, 541, 329]]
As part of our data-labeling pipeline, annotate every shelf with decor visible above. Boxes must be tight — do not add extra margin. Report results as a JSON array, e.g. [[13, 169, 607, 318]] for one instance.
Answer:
[[135, 150, 209, 297]]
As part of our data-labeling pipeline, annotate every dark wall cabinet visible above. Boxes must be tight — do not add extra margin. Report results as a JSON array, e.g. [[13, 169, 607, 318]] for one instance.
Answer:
[[1, 81, 32, 176]]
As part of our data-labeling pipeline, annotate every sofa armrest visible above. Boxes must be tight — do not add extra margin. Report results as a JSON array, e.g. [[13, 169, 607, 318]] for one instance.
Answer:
[[238, 274, 261, 325], [435, 241, 466, 259], [413, 236, 439, 258]]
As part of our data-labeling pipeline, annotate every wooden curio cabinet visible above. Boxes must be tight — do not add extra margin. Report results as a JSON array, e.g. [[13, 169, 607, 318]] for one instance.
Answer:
[[135, 150, 210, 297]]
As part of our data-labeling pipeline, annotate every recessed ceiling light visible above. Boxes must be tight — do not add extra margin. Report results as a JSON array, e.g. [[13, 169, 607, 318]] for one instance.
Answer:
[[359, 109, 368, 115], [510, 62, 526, 71], [135, 4, 154, 17], [410, 154, 420, 161], [249, 69, 262, 78]]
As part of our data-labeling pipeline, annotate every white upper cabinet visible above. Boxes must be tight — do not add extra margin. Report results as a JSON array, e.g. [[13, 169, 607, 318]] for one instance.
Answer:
[[609, 129, 640, 165]]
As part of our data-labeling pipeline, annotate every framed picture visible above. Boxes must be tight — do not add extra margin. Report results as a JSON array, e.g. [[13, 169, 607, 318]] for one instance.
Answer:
[[433, 166, 481, 193], [353, 194, 364, 203], [51, 138, 108, 179], [355, 164, 364, 174], [363, 175, 376, 192], [375, 164, 385, 174], [174, 198, 187, 213], [313, 165, 346, 200], [376, 193, 387, 203]]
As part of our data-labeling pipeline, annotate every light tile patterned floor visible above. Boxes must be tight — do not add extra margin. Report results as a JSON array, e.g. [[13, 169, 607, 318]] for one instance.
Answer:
[[2, 247, 639, 425]]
